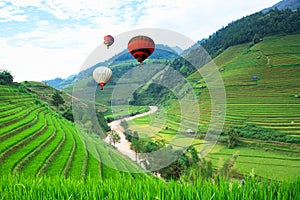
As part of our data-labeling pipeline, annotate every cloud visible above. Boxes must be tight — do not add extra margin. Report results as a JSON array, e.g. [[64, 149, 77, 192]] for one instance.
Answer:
[[0, 0, 281, 82], [0, 2, 29, 22], [135, 0, 281, 39], [0, 25, 103, 81]]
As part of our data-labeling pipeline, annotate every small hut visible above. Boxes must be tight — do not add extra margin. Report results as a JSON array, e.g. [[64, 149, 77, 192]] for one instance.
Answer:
[[186, 129, 196, 135]]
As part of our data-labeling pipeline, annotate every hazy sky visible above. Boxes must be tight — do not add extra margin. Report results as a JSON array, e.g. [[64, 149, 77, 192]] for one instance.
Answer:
[[0, 0, 280, 82]]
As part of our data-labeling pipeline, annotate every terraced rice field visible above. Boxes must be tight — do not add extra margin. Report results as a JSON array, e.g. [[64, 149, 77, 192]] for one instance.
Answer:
[[0, 85, 143, 179], [188, 34, 300, 135], [126, 34, 300, 180]]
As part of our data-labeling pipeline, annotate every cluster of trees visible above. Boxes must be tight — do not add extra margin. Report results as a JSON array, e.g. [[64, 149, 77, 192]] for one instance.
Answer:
[[51, 91, 65, 109], [121, 121, 219, 180], [199, 8, 300, 58], [0, 70, 13, 85], [130, 83, 176, 106], [51, 91, 75, 123], [122, 121, 164, 161], [226, 124, 300, 144], [120, 121, 244, 181]]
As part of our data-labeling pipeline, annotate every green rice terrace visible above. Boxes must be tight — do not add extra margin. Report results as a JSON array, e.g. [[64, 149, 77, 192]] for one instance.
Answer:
[[127, 34, 300, 180], [0, 84, 144, 180]]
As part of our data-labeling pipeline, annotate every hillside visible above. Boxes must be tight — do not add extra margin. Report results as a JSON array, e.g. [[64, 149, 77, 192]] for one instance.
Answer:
[[198, 8, 300, 58], [193, 34, 300, 135], [125, 34, 300, 180], [129, 34, 300, 135], [0, 84, 144, 179], [262, 0, 300, 12]]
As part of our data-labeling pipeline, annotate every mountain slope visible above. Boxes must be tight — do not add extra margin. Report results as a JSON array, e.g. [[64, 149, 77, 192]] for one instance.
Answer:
[[0, 84, 144, 178], [262, 0, 300, 13], [199, 8, 300, 58], [191, 34, 300, 135], [124, 34, 300, 180]]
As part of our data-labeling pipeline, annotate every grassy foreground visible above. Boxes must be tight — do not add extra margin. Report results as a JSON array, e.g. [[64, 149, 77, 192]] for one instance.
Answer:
[[1, 175, 299, 200]]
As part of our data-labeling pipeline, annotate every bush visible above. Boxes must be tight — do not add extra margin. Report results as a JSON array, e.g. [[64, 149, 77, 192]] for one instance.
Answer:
[[0, 69, 13, 85], [230, 124, 300, 144], [62, 108, 74, 122]]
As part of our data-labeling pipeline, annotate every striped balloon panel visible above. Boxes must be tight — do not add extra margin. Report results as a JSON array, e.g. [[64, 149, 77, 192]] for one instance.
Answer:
[[128, 35, 155, 63], [93, 67, 112, 84]]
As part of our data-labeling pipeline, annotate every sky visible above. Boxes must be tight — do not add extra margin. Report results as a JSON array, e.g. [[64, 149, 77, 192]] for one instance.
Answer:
[[0, 0, 281, 82]]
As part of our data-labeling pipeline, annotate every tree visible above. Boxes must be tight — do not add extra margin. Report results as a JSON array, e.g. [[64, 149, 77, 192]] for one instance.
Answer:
[[130, 138, 143, 161], [109, 130, 120, 146], [187, 146, 200, 163], [252, 33, 261, 44], [227, 128, 239, 149], [51, 91, 65, 109], [62, 108, 74, 122], [0, 69, 13, 85]]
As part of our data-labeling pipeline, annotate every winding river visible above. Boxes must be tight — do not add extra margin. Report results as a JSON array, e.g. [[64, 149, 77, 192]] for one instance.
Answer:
[[104, 106, 158, 161]]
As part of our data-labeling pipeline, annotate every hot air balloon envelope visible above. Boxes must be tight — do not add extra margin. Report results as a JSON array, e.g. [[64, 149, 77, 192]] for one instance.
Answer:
[[104, 35, 114, 49], [128, 35, 155, 66], [93, 66, 112, 90]]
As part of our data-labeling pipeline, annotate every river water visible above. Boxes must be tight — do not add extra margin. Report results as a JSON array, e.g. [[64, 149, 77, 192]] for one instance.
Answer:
[[104, 106, 158, 162]]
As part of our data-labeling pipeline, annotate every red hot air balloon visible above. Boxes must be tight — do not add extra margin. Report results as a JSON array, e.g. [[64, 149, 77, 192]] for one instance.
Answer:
[[103, 35, 114, 49], [128, 35, 155, 66]]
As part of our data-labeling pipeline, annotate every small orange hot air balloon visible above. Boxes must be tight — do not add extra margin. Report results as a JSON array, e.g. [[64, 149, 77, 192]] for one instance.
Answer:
[[103, 35, 114, 49], [128, 35, 155, 66], [93, 66, 112, 90]]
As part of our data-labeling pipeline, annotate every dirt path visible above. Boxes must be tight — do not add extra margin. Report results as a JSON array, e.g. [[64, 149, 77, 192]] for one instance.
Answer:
[[105, 106, 158, 161], [266, 55, 270, 65]]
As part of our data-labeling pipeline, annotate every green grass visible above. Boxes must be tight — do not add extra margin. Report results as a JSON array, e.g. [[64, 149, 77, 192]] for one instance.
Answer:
[[0, 109, 47, 153], [208, 144, 300, 180], [0, 106, 42, 135], [104, 105, 150, 120], [13, 115, 56, 175], [21, 117, 64, 177], [45, 120, 74, 176], [0, 175, 299, 200]]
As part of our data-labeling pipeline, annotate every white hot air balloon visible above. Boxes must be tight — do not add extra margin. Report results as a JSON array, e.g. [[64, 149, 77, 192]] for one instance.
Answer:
[[93, 66, 112, 90]]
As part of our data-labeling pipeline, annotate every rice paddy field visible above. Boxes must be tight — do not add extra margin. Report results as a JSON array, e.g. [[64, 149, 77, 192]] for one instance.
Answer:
[[0, 85, 143, 180], [1, 175, 299, 200], [127, 34, 300, 180]]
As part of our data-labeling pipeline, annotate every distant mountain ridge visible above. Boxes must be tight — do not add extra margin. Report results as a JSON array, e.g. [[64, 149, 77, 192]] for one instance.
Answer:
[[262, 0, 300, 13], [42, 75, 77, 90], [44, 44, 182, 89]]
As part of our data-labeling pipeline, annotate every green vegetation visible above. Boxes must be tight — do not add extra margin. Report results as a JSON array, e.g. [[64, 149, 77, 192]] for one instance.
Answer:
[[126, 34, 300, 180], [200, 8, 300, 57], [104, 105, 150, 122], [51, 91, 65, 109], [108, 130, 121, 146], [0, 69, 14, 85], [227, 124, 300, 144], [0, 175, 299, 200], [0, 84, 142, 180]]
